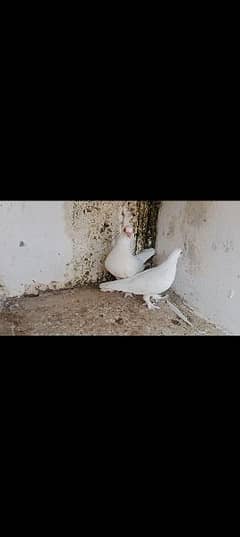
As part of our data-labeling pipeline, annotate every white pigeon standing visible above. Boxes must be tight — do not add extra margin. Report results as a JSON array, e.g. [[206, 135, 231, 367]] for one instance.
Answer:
[[100, 248, 183, 310], [104, 225, 155, 280]]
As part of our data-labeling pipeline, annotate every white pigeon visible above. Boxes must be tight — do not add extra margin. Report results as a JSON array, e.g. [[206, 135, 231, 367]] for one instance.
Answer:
[[104, 225, 155, 279], [100, 248, 183, 310]]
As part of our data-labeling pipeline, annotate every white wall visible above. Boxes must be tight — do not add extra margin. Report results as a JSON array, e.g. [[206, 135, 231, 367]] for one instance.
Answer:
[[0, 201, 140, 298], [155, 201, 240, 334]]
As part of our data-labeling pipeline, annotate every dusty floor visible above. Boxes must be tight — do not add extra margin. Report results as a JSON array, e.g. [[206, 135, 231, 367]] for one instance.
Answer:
[[0, 287, 223, 336]]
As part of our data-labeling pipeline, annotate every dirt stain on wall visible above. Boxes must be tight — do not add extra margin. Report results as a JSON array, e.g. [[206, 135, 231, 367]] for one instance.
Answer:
[[184, 201, 212, 227], [0, 278, 8, 307], [64, 201, 160, 285]]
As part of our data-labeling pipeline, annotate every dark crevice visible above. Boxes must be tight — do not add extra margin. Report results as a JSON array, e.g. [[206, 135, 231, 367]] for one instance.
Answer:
[[136, 200, 161, 252]]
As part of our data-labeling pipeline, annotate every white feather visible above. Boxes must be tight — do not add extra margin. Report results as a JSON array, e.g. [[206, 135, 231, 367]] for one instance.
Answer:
[[104, 230, 155, 279], [100, 249, 182, 309]]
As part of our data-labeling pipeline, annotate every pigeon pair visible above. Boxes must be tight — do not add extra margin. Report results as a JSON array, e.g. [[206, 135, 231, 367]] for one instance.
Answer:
[[101, 225, 182, 310]]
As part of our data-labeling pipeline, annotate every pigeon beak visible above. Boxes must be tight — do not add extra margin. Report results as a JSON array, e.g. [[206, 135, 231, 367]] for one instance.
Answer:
[[124, 226, 133, 238]]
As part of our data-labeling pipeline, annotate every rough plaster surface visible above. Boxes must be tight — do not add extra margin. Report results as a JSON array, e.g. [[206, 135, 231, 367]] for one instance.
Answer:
[[155, 201, 240, 334], [0, 201, 156, 298]]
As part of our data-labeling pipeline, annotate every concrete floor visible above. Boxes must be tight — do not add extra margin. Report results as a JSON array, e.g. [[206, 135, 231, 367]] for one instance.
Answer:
[[0, 287, 223, 336]]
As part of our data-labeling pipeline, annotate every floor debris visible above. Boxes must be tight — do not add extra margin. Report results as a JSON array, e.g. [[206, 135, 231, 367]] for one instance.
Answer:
[[0, 287, 223, 336]]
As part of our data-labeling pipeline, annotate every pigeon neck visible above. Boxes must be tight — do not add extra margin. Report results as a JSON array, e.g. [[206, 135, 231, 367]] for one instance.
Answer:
[[118, 234, 131, 247]]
